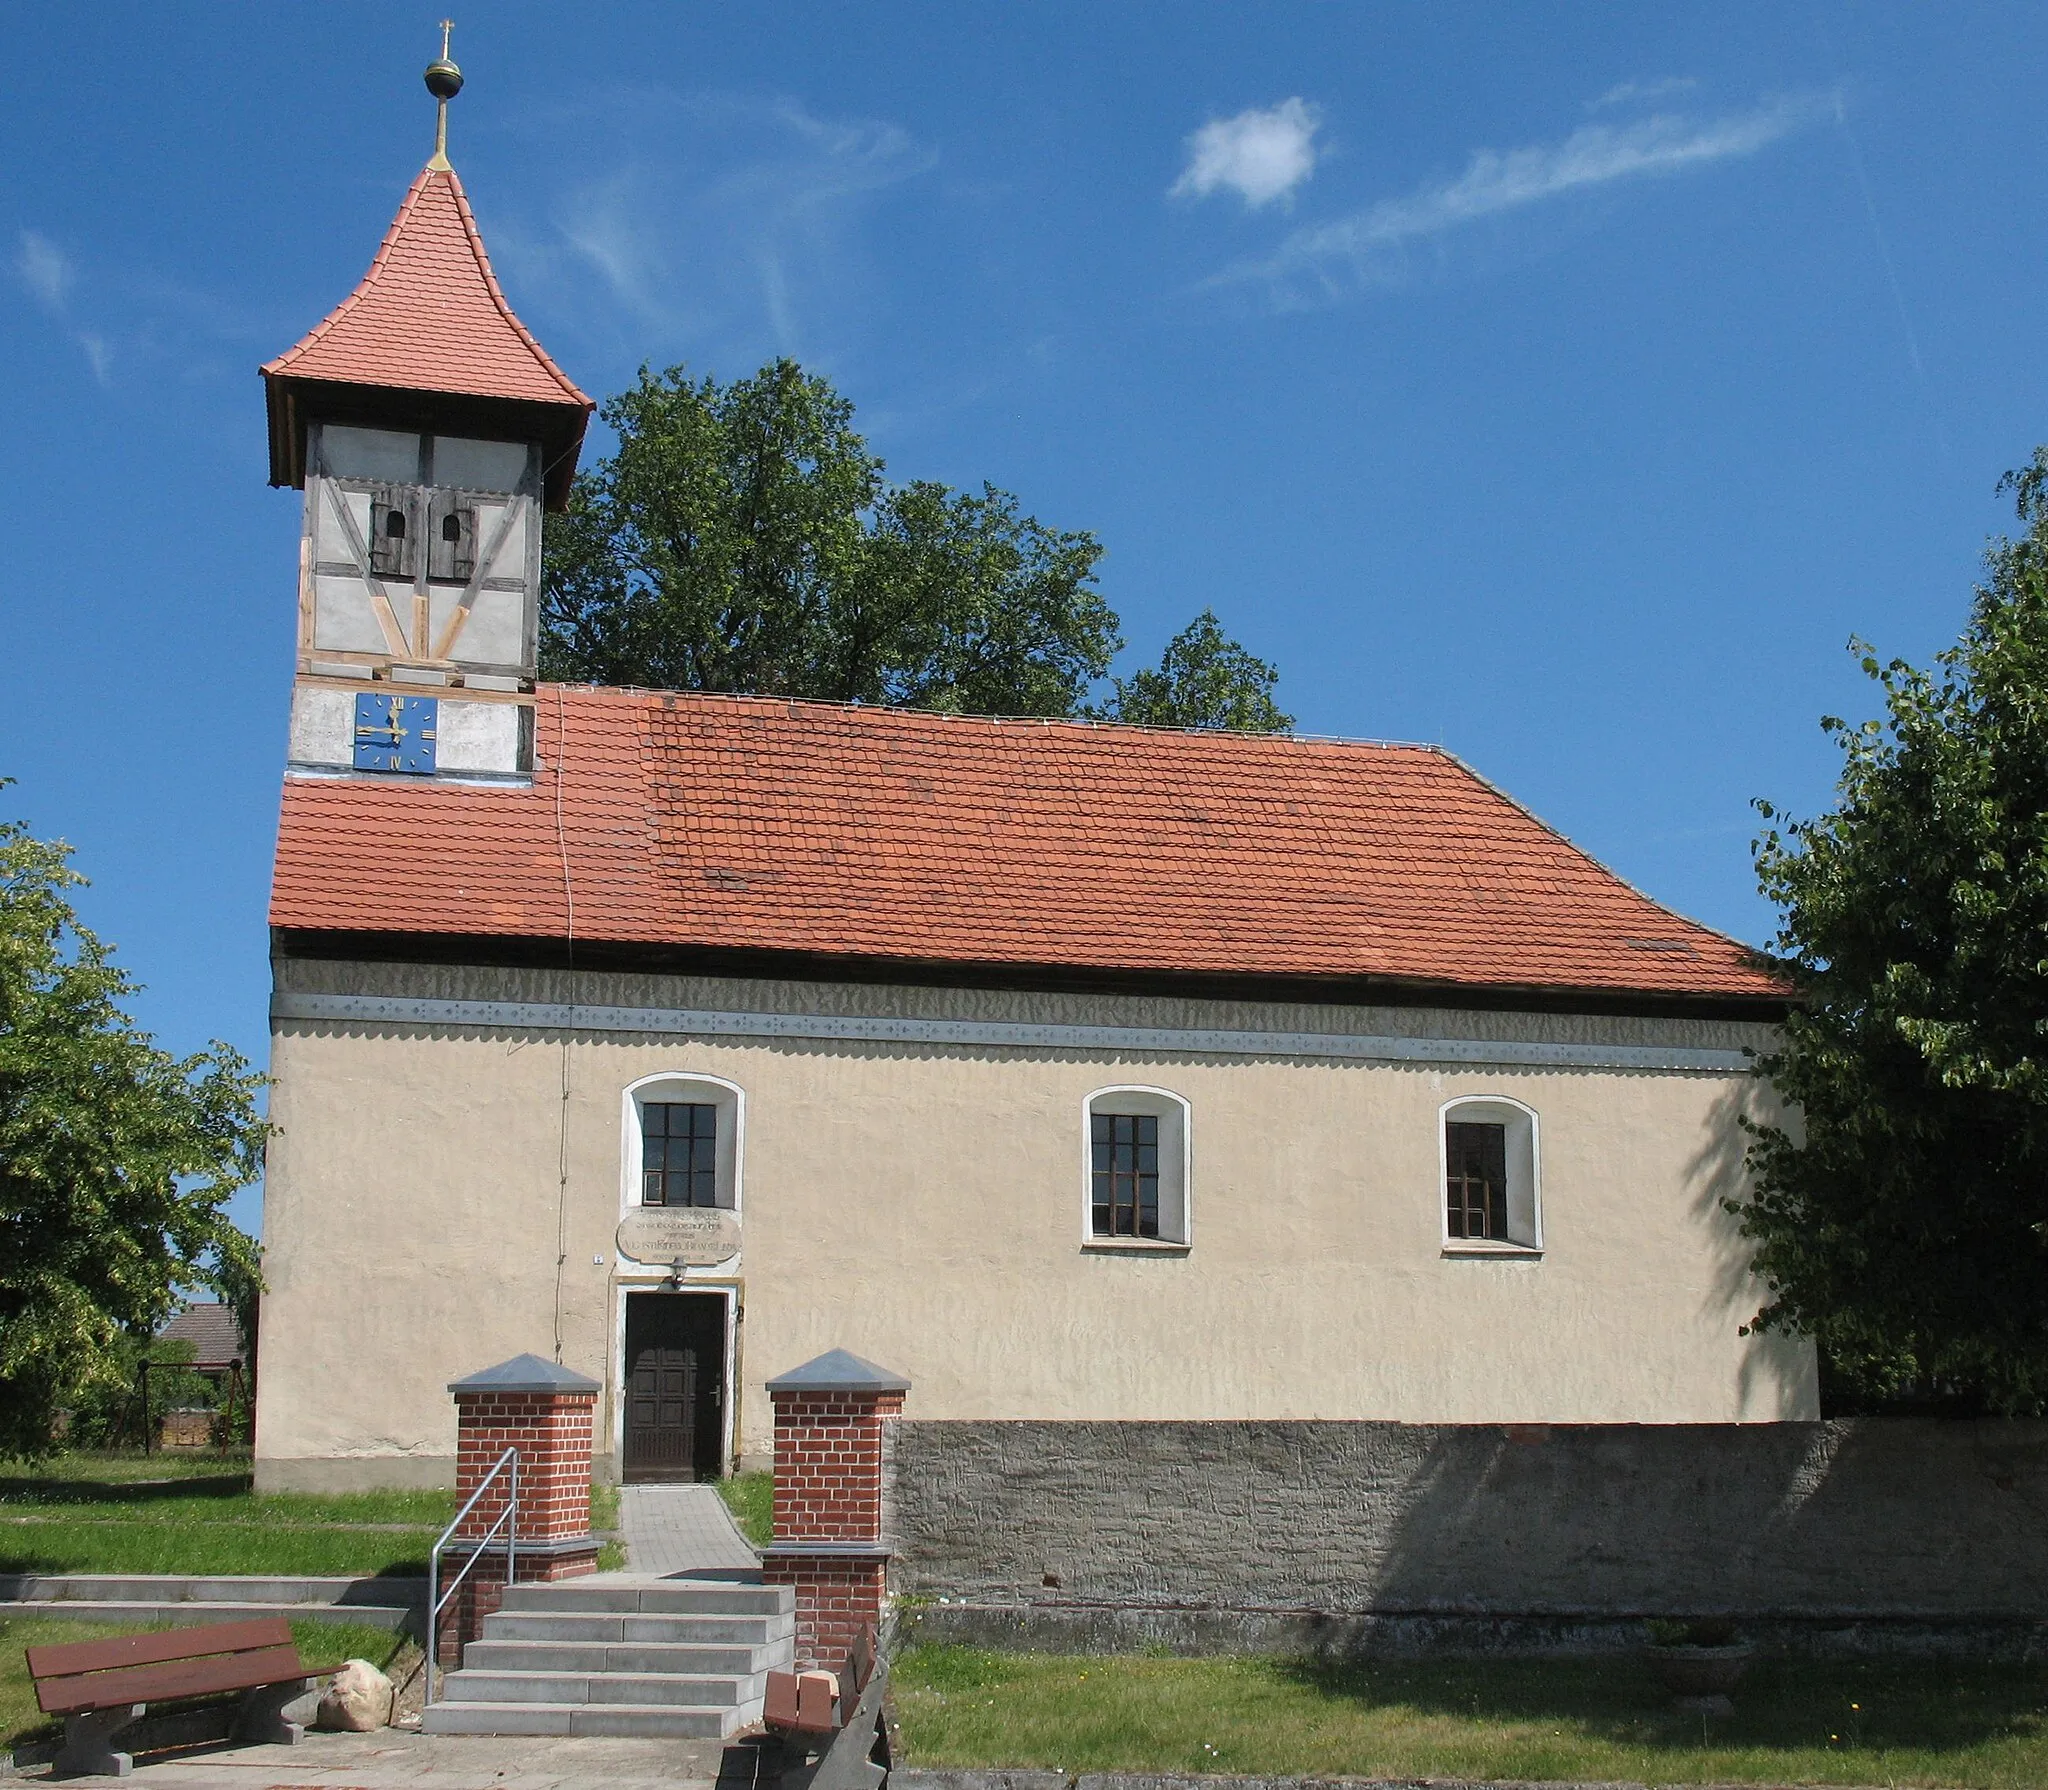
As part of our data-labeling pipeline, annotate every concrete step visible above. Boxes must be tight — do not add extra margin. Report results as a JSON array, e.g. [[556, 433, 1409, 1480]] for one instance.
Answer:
[[421, 1699, 749, 1739], [427, 1573, 793, 1739], [461, 1638, 776, 1675], [0, 1599, 416, 1630], [501, 1580, 790, 1618], [443, 1668, 748, 1706], [481, 1610, 791, 1646], [0, 1573, 424, 1609]]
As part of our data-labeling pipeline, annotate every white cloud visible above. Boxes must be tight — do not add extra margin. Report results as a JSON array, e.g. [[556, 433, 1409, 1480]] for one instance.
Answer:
[[505, 91, 935, 368], [1588, 77, 1699, 113], [1220, 90, 1833, 301], [14, 229, 112, 383], [16, 229, 71, 311], [1171, 98, 1323, 210]]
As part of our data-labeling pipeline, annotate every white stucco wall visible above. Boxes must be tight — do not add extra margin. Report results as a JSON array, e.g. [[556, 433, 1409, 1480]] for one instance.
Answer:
[[251, 958, 1813, 1490]]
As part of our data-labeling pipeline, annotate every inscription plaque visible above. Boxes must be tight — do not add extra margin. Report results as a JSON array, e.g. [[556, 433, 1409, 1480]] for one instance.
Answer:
[[616, 1206, 742, 1267]]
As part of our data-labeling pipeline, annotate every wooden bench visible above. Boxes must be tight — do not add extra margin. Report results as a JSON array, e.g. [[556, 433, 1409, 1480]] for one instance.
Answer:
[[27, 1617, 335, 1780], [763, 1625, 891, 1790]]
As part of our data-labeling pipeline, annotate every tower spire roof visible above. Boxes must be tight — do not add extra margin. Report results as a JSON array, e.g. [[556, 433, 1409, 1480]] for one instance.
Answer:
[[262, 164, 588, 410], [260, 45, 592, 509]]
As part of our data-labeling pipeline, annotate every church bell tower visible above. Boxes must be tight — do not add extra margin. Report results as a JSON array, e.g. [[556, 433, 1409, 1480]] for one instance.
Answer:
[[261, 31, 591, 781]]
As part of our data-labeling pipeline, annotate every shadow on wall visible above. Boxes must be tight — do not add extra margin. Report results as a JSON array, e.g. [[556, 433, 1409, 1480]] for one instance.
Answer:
[[1684, 1071, 1812, 1419]]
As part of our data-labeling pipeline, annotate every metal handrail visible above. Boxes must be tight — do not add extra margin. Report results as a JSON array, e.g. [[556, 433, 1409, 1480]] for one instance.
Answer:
[[424, 1446, 518, 1708]]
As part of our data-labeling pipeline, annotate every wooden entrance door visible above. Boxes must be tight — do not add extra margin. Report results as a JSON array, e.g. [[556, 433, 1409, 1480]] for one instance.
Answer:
[[623, 1293, 726, 1482]]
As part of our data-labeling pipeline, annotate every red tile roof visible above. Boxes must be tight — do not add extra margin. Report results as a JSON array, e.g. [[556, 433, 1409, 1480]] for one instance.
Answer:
[[271, 688, 1785, 1003], [262, 166, 590, 411], [157, 1303, 246, 1370]]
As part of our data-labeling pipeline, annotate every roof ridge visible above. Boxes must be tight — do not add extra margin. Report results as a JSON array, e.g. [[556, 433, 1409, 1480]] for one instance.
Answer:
[[543, 681, 1446, 753]]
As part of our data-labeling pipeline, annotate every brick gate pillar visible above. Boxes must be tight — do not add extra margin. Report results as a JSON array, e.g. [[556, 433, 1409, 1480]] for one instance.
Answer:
[[442, 1354, 603, 1656], [759, 1349, 910, 1668]]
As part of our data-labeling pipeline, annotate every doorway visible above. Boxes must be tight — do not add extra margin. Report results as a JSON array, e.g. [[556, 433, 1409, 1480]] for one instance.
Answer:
[[622, 1292, 726, 1482]]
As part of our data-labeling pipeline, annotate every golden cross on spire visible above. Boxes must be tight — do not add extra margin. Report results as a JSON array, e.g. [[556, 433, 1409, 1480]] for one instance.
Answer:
[[424, 20, 464, 172]]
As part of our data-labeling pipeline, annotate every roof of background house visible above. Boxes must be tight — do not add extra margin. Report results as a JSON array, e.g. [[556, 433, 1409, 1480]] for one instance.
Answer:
[[271, 687, 1786, 1009], [157, 1303, 245, 1371]]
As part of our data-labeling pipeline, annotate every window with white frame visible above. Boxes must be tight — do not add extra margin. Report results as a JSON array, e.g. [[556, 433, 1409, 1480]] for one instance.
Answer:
[[1084, 1086, 1190, 1246], [625, 1074, 742, 1214], [1440, 1096, 1540, 1252]]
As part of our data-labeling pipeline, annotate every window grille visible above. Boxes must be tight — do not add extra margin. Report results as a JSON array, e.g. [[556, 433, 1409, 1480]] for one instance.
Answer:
[[641, 1101, 718, 1207], [1445, 1120, 1509, 1241], [1092, 1112, 1159, 1238]]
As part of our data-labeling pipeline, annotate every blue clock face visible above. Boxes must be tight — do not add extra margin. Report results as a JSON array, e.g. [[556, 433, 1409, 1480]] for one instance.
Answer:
[[353, 693, 438, 775]]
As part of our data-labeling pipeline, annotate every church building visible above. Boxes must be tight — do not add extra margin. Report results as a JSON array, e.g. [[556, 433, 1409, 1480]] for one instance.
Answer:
[[251, 63, 1810, 1493]]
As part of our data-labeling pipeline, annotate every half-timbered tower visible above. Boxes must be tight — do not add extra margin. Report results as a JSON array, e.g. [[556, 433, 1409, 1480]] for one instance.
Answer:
[[261, 57, 590, 785]]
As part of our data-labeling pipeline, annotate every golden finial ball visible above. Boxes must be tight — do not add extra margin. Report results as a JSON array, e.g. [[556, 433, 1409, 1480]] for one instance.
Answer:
[[425, 57, 464, 101]]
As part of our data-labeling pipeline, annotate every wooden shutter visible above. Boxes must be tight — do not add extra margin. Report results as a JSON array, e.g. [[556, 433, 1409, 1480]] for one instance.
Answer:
[[428, 492, 477, 583], [367, 486, 416, 579]]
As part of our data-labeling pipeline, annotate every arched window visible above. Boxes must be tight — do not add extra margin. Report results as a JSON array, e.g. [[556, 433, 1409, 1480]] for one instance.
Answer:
[[1082, 1086, 1191, 1249], [622, 1074, 744, 1215], [1440, 1095, 1541, 1254]]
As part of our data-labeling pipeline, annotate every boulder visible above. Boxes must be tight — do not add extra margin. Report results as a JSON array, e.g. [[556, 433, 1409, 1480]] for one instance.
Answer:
[[316, 1658, 394, 1732]]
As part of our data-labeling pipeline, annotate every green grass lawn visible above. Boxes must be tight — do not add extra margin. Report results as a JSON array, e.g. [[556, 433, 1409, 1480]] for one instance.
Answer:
[[2, 1613, 407, 1750], [717, 1471, 772, 1548], [893, 1645, 2048, 1790], [0, 1452, 448, 1578], [1, 1452, 628, 1577]]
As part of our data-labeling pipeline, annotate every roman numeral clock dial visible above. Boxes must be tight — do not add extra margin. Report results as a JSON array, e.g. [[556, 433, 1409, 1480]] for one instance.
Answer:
[[353, 693, 438, 775]]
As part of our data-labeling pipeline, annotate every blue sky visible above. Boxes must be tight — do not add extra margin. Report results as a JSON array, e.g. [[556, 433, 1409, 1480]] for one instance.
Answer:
[[4, 5, 2044, 1236]]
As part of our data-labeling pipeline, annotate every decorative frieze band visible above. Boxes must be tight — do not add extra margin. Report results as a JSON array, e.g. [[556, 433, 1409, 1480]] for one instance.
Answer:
[[270, 991, 1752, 1073]]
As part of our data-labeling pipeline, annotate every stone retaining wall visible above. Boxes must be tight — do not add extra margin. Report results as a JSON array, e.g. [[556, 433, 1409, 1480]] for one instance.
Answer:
[[884, 1419, 2048, 1653]]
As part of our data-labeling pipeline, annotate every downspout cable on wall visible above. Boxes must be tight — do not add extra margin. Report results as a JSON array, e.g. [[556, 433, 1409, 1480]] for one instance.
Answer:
[[552, 686, 576, 1365]]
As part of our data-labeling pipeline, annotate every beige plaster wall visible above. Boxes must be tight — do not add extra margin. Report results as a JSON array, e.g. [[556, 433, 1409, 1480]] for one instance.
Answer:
[[252, 958, 1814, 1490]]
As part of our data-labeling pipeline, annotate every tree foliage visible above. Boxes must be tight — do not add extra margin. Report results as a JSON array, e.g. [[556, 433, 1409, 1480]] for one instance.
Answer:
[[542, 360, 1289, 729], [0, 815, 265, 1459], [1089, 608, 1293, 733], [541, 361, 1119, 716], [1739, 450, 2048, 1412]]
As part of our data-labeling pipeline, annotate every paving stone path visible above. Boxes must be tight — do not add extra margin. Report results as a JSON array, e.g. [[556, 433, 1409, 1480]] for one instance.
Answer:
[[38, 1729, 731, 1786], [613, 1482, 762, 1577]]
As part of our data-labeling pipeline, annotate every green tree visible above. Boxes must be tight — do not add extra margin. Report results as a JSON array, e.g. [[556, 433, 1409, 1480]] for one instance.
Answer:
[[542, 359, 1291, 727], [1092, 608, 1293, 732], [1740, 449, 2048, 1413], [0, 814, 265, 1459], [542, 361, 1119, 716]]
